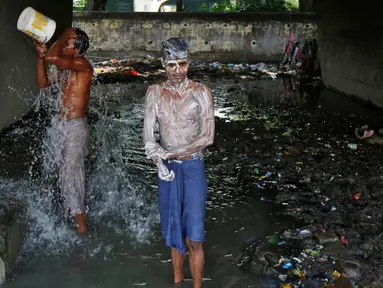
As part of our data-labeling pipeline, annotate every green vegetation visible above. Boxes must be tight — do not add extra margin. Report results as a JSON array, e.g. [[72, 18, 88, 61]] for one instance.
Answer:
[[73, 0, 88, 11], [200, 0, 299, 12]]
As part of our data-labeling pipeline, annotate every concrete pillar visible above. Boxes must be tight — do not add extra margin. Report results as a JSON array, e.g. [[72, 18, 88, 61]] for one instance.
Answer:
[[317, 0, 383, 106], [0, 0, 73, 129], [176, 0, 183, 11]]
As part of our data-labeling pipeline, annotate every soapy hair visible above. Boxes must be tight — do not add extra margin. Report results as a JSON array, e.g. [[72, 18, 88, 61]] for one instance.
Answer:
[[74, 29, 89, 55], [162, 37, 190, 62]]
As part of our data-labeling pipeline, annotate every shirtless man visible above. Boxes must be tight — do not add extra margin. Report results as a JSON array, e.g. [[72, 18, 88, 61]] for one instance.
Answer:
[[143, 37, 215, 288], [33, 27, 93, 233]]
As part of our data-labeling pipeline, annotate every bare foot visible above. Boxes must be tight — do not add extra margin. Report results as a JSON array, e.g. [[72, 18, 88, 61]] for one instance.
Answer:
[[173, 281, 184, 287], [174, 279, 184, 285], [74, 213, 87, 234]]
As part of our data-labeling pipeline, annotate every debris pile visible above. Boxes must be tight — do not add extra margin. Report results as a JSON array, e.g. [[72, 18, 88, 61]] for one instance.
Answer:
[[91, 57, 318, 84], [215, 99, 383, 287]]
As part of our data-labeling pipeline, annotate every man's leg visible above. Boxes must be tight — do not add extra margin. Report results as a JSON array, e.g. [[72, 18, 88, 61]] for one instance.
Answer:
[[60, 120, 88, 233], [73, 121, 88, 233], [158, 161, 185, 283], [182, 157, 207, 288], [171, 248, 185, 284], [186, 239, 204, 288], [61, 143, 87, 233]]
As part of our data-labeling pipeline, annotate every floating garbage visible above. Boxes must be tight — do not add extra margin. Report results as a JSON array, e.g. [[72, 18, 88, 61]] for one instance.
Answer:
[[354, 125, 374, 140], [3, 127, 30, 137], [267, 234, 280, 244], [347, 143, 357, 150], [91, 57, 314, 84], [332, 270, 341, 278], [297, 229, 313, 239], [281, 261, 293, 270]]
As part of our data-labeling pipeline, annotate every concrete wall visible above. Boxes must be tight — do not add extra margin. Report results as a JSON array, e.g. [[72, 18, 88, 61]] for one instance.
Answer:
[[316, 0, 383, 107], [73, 12, 316, 62], [0, 0, 73, 129]]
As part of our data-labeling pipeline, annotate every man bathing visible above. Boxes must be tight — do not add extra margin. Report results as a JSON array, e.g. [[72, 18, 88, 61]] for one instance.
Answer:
[[33, 27, 93, 233], [143, 37, 215, 287]]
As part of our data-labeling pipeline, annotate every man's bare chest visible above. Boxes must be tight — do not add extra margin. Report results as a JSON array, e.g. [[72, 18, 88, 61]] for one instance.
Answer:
[[158, 91, 200, 124], [57, 70, 77, 89]]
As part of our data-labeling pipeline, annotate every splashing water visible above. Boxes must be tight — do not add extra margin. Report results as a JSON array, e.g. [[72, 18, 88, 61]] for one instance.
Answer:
[[0, 67, 159, 260], [87, 88, 159, 243]]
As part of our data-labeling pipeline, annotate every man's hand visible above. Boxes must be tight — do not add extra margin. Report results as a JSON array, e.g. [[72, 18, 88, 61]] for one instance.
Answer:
[[35, 42, 47, 59], [158, 164, 175, 181], [26, 35, 47, 59], [145, 142, 170, 160]]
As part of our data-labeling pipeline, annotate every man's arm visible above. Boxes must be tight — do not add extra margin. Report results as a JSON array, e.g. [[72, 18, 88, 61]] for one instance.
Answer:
[[143, 85, 171, 161], [37, 58, 50, 88], [45, 27, 91, 72], [36, 47, 51, 88], [169, 85, 215, 158], [45, 54, 91, 72]]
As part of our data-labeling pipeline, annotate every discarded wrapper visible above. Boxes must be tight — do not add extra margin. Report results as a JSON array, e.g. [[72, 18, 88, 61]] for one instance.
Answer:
[[332, 270, 341, 278]]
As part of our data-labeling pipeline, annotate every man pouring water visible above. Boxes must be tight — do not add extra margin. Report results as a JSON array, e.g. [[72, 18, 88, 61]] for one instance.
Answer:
[[31, 27, 93, 233]]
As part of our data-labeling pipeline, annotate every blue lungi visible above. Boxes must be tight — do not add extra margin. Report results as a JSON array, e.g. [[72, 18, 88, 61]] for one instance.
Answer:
[[158, 156, 207, 254]]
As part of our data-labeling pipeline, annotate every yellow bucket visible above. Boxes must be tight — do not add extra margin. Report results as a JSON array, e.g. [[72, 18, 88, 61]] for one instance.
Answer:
[[17, 7, 56, 43]]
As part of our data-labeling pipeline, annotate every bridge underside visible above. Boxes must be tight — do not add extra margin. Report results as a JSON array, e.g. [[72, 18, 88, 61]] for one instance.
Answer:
[[1, 0, 383, 130], [315, 0, 383, 106]]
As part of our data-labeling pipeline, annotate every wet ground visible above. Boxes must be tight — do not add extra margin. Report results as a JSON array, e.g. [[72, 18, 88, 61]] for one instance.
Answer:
[[1, 67, 383, 287]]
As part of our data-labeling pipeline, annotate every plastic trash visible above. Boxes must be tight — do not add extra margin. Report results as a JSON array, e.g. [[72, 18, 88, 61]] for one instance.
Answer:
[[299, 273, 306, 279], [332, 270, 341, 278], [267, 235, 279, 244], [298, 229, 313, 239], [354, 125, 374, 140], [4, 127, 28, 137], [279, 274, 288, 281], [315, 232, 339, 246], [351, 193, 361, 200], [347, 143, 357, 150], [281, 261, 293, 269], [341, 236, 349, 245]]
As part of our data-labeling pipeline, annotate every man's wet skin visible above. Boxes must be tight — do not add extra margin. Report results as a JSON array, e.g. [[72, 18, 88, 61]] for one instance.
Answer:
[[34, 27, 93, 233], [144, 37, 215, 288]]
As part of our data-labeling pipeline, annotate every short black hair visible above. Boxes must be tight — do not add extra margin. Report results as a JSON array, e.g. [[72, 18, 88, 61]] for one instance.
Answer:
[[74, 29, 89, 55]]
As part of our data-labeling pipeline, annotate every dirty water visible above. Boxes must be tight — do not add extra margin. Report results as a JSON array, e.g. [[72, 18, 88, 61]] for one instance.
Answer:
[[0, 77, 297, 288], [1, 72, 383, 287]]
